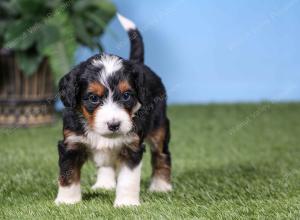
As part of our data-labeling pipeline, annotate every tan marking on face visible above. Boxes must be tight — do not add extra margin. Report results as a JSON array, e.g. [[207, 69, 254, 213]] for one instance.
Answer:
[[118, 80, 131, 93], [81, 105, 94, 126], [82, 82, 105, 128], [118, 80, 136, 118], [88, 82, 105, 97]]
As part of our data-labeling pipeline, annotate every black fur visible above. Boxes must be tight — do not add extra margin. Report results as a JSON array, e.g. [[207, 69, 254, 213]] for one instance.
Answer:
[[128, 29, 144, 63], [59, 56, 169, 141], [59, 65, 82, 108], [57, 141, 87, 186], [120, 144, 146, 169], [57, 21, 171, 187], [62, 109, 85, 135]]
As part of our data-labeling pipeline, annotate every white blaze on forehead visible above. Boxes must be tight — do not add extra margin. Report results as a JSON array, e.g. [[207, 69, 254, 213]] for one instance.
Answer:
[[92, 54, 123, 86]]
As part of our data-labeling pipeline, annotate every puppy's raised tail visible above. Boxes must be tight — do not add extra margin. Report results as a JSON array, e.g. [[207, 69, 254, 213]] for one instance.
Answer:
[[117, 13, 144, 64]]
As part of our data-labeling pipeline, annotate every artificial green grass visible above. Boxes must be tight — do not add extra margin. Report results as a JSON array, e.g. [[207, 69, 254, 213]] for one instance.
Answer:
[[0, 103, 300, 219]]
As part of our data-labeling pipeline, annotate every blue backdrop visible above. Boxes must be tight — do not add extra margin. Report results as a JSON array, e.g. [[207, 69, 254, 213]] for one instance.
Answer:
[[76, 0, 300, 104]]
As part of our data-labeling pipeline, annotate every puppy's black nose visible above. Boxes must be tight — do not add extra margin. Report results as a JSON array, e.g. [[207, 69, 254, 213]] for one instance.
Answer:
[[107, 122, 121, 132]]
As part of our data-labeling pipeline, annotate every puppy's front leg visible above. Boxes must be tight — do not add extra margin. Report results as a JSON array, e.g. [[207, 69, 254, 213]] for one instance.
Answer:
[[114, 146, 144, 207], [55, 141, 87, 205], [92, 166, 116, 190]]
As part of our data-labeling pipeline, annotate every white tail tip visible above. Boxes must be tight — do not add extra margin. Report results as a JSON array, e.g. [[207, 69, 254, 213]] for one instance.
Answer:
[[117, 13, 136, 31]]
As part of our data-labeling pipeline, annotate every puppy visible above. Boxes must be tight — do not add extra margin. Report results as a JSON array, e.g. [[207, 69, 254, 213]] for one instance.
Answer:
[[55, 14, 172, 207]]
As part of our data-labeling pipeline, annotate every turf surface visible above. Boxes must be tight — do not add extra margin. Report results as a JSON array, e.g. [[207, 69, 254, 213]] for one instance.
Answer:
[[0, 103, 300, 219]]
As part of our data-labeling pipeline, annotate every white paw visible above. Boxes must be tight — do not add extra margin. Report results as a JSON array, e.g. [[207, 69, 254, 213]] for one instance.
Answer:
[[149, 177, 172, 192], [114, 197, 140, 207], [92, 167, 116, 190], [92, 179, 116, 190], [55, 184, 81, 205], [55, 196, 81, 205]]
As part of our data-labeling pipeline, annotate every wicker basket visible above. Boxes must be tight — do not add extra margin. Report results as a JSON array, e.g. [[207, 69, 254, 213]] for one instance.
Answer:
[[0, 49, 55, 127]]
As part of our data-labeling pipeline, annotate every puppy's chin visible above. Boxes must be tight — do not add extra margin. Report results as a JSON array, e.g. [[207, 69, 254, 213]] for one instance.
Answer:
[[101, 132, 122, 138], [90, 128, 128, 139]]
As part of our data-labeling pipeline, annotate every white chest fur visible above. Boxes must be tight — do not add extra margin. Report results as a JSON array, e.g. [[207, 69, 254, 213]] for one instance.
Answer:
[[65, 131, 138, 167], [86, 131, 138, 167], [92, 148, 120, 167], [66, 131, 137, 150], [86, 130, 136, 150]]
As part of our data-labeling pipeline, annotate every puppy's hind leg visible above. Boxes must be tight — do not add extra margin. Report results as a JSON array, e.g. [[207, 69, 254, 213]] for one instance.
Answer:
[[147, 119, 172, 192]]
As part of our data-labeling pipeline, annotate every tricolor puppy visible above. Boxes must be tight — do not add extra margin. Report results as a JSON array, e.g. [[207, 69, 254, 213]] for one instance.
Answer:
[[55, 14, 172, 207]]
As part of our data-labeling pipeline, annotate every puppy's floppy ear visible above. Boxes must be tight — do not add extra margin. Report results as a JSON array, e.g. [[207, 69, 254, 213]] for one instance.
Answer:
[[59, 65, 82, 108]]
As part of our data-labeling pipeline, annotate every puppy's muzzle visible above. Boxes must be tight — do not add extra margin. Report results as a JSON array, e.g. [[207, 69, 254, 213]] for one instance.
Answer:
[[107, 121, 121, 132]]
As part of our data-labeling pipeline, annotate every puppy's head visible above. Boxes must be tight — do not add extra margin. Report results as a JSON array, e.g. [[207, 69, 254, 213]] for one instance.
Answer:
[[59, 54, 143, 137]]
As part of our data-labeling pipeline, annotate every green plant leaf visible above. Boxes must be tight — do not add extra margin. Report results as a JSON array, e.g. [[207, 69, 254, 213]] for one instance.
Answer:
[[16, 51, 43, 76], [0, 0, 116, 85], [37, 24, 61, 53], [72, 0, 115, 15], [95, 1, 116, 14], [46, 42, 71, 83], [84, 12, 107, 29], [73, 16, 97, 48], [72, 0, 92, 12], [44, 0, 61, 9], [83, 11, 117, 39], [0, 21, 6, 35], [72, 0, 116, 39], [96, 42, 104, 53], [42, 12, 77, 84], [16, 0, 48, 16], [4, 19, 36, 50], [0, 0, 20, 17]]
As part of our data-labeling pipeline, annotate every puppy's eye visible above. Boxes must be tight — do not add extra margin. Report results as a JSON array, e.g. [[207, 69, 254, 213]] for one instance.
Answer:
[[88, 94, 100, 104], [122, 92, 131, 101]]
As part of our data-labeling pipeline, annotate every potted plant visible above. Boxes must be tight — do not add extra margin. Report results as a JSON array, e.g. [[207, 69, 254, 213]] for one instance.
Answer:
[[0, 0, 115, 127]]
